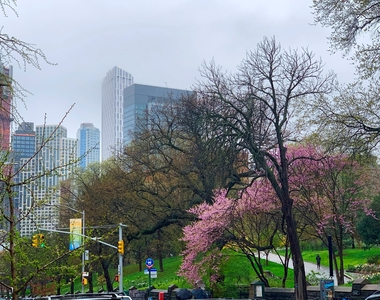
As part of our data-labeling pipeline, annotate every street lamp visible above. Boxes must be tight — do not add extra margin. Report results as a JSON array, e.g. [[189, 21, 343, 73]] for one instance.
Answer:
[[50, 203, 85, 293]]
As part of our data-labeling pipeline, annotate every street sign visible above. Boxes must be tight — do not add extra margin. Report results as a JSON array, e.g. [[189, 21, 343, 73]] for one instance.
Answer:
[[144, 268, 157, 278], [146, 257, 154, 268], [144, 268, 157, 274], [82, 272, 89, 277]]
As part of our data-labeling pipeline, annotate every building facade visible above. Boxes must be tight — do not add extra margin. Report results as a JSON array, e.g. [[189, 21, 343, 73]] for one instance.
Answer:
[[123, 84, 191, 145], [0, 65, 13, 151], [101, 66, 133, 160], [77, 123, 100, 169], [16, 124, 77, 236], [12, 122, 36, 161]]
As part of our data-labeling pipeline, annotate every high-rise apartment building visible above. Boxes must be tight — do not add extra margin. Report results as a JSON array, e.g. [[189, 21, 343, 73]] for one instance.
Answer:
[[16, 124, 77, 237], [123, 84, 192, 145], [11, 122, 35, 161], [0, 65, 13, 151], [77, 123, 100, 169], [11, 122, 36, 211], [101, 66, 133, 160]]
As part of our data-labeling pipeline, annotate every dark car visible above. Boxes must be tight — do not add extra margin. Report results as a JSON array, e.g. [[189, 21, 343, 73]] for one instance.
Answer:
[[365, 291, 380, 300]]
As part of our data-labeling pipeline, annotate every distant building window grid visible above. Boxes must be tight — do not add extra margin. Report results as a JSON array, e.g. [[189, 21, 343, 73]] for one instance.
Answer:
[[14, 124, 77, 236]]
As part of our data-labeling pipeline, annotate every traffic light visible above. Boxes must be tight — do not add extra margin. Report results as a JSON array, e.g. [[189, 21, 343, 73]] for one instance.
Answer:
[[32, 235, 39, 248], [114, 274, 119, 282], [39, 234, 45, 248], [82, 277, 88, 285], [117, 240, 124, 255]]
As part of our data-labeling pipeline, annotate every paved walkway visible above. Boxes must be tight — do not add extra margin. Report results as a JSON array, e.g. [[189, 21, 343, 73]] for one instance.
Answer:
[[264, 253, 339, 285]]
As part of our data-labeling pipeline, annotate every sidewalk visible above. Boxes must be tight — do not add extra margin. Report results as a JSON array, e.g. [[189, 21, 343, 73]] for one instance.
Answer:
[[264, 253, 338, 285]]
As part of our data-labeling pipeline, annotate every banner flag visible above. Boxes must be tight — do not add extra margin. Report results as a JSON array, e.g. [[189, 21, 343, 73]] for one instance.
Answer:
[[69, 218, 82, 250]]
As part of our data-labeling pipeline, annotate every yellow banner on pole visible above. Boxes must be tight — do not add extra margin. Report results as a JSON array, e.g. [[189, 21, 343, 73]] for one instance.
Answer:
[[69, 218, 82, 250]]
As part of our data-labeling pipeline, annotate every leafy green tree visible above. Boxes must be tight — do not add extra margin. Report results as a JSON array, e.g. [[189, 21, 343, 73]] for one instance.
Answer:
[[312, 0, 380, 79], [357, 196, 380, 246], [303, 81, 380, 154]]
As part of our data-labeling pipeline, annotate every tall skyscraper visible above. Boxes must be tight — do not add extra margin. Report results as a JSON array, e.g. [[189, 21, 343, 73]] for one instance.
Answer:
[[123, 84, 192, 145], [0, 64, 13, 151], [101, 66, 133, 160], [16, 124, 77, 237], [77, 123, 100, 169]]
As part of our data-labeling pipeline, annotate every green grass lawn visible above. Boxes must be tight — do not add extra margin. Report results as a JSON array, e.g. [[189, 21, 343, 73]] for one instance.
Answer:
[[300, 247, 380, 269], [64, 247, 380, 294]]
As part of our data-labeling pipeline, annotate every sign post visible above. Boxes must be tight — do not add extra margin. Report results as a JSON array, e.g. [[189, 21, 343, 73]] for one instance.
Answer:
[[146, 258, 154, 296]]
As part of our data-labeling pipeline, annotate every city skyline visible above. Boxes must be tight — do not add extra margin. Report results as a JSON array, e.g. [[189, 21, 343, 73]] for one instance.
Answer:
[[3, 1, 357, 140]]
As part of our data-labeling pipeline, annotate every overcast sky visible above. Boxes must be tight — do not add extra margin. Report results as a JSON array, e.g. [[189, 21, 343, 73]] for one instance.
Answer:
[[3, 0, 356, 139]]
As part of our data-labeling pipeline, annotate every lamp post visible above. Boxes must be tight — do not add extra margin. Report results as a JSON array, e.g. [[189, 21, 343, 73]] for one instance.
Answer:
[[50, 204, 85, 293]]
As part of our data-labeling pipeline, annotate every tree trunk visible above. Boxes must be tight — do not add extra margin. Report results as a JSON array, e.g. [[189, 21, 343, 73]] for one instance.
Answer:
[[101, 260, 113, 292], [284, 208, 307, 300], [88, 271, 94, 293], [157, 230, 164, 272], [56, 275, 62, 295]]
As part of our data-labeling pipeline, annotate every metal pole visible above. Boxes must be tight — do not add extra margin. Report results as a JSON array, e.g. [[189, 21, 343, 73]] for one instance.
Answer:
[[47, 203, 86, 293], [82, 210, 85, 293], [119, 223, 123, 293]]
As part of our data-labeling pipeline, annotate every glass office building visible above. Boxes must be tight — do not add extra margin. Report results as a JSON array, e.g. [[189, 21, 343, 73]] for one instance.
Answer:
[[77, 123, 100, 169], [123, 84, 192, 145]]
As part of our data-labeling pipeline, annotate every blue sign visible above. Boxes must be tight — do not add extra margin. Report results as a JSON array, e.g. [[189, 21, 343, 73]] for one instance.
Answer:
[[144, 268, 157, 274], [146, 258, 154, 268]]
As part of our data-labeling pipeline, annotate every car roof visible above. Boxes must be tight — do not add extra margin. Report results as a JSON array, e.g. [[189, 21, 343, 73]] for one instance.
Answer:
[[365, 292, 380, 300], [26, 293, 132, 300]]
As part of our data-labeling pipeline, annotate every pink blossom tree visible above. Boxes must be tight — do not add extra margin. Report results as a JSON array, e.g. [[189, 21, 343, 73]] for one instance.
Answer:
[[178, 180, 286, 288], [179, 144, 379, 287], [288, 146, 379, 284]]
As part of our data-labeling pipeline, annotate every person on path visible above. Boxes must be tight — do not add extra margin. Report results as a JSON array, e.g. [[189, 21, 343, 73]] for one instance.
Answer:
[[316, 254, 321, 270]]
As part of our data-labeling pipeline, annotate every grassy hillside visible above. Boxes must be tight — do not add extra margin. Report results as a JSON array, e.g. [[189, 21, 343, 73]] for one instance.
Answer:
[[123, 256, 191, 290], [121, 247, 380, 291], [65, 247, 380, 294], [120, 252, 296, 291]]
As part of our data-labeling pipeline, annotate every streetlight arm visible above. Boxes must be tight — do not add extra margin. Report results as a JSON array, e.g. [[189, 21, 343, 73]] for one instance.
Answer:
[[38, 228, 117, 249]]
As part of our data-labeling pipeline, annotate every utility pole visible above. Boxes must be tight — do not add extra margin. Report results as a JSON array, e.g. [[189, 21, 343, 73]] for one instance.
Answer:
[[81, 210, 85, 293], [119, 223, 123, 293]]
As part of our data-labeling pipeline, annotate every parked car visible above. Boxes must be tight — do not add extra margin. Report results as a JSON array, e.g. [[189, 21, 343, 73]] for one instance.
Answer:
[[365, 291, 380, 300], [22, 292, 133, 300]]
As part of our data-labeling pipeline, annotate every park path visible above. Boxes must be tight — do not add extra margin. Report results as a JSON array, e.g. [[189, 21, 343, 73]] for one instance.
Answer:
[[264, 253, 339, 285]]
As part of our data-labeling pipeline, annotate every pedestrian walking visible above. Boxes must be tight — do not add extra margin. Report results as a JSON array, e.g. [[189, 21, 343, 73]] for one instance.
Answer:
[[316, 254, 321, 270]]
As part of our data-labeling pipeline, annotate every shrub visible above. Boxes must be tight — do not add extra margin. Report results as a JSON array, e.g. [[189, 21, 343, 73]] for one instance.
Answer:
[[367, 255, 380, 265]]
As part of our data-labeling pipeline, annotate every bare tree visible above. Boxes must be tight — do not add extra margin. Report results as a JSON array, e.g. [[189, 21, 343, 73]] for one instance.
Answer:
[[0, 108, 83, 300], [193, 36, 335, 300], [0, 0, 54, 126]]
